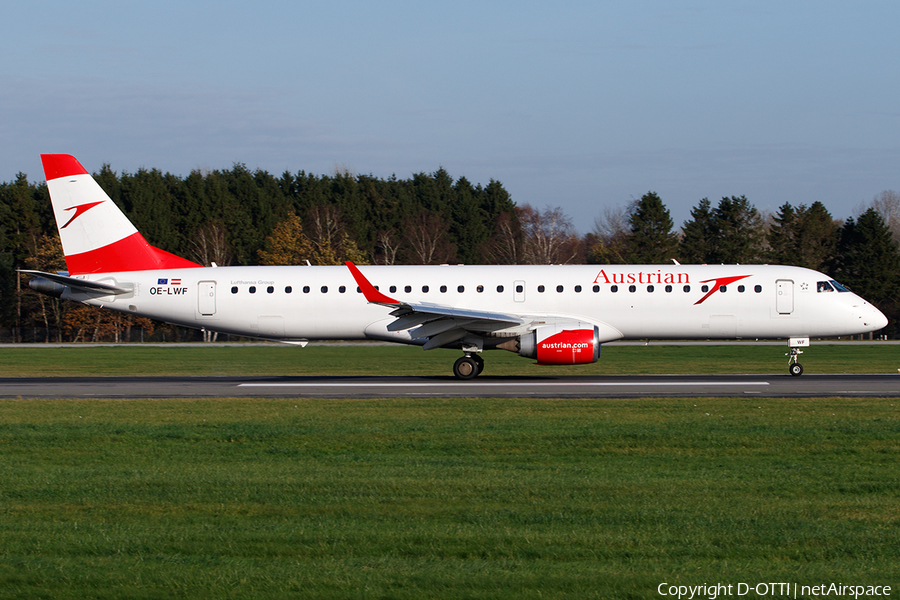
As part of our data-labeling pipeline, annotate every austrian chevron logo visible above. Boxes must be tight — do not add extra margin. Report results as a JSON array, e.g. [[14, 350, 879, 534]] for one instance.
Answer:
[[61, 201, 104, 229], [693, 275, 752, 305]]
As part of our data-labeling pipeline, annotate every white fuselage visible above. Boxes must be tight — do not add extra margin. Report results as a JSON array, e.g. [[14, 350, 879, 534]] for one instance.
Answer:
[[65, 263, 887, 345]]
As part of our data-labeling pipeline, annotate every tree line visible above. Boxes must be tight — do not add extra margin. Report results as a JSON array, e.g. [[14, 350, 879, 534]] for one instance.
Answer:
[[1, 163, 898, 340]]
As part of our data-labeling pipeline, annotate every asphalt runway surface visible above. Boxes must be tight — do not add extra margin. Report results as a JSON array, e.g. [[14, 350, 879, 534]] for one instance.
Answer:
[[1, 374, 898, 399]]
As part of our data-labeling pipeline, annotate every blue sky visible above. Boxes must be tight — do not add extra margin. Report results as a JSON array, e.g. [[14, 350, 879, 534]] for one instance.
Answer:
[[3, 1, 898, 232]]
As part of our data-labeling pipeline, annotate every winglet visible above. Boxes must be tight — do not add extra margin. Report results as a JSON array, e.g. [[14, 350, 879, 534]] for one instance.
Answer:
[[344, 261, 399, 305]]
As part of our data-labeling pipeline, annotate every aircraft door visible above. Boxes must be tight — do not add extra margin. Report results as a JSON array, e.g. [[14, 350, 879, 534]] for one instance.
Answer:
[[776, 279, 793, 314], [198, 281, 216, 316], [514, 280, 525, 302]]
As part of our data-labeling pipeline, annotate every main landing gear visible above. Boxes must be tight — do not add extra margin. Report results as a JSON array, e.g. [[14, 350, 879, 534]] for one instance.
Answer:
[[786, 337, 809, 376], [453, 353, 484, 380]]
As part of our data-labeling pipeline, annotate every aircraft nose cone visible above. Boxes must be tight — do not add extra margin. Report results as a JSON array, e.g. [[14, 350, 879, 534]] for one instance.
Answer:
[[859, 303, 889, 332], [870, 306, 889, 331]]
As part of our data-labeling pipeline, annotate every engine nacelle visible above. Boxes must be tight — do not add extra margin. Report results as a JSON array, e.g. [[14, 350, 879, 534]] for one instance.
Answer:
[[516, 323, 601, 365]]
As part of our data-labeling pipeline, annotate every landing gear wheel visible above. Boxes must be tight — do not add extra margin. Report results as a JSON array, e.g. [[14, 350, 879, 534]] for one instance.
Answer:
[[473, 355, 485, 376], [453, 356, 479, 380], [786, 345, 805, 377]]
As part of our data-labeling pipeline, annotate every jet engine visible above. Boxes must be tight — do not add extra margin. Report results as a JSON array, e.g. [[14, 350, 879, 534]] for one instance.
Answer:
[[499, 323, 601, 365]]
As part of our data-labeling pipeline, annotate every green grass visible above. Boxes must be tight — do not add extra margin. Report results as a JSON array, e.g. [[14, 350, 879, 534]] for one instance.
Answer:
[[0, 342, 897, 376], [0, 397, 898, 599]]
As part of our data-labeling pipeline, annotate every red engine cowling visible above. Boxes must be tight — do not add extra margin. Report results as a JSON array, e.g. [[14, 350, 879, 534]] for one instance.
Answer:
[[517, 324, 601, 365]]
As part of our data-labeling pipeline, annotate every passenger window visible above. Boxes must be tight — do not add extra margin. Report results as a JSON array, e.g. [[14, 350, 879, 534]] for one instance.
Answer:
[[405, 285, 411, 293], [665, 285, 672, 292], [647, 285, 654, 292], [285, 286, 292, 293], [498, 285, 505, 293], [514, 285, 521, 293], [629, 285, 636, 293], [754, 285, 762, 293], [267, 286, 274, 294], [701, 285, 709, 293], [440, 285, 447, 293], [684, 285, 691, 293], [249, 286, 256, 294], [422, 285, 429, 293], [556, 285, 564, 293], [458, 285, 465, 293], [592, 285, 600, 292], [719, 285, 726, 292], [303, 286, 310, 293], [231, 286, 238, 294], [538, 285, 545, 293], [574, 285, 582, 293], [390, 285, 397, 293], [477, 285, 484, 293], [611, 285, 618, 293], [339, 286, 346, 293], [737, 285, 745, 292], [321, 286, 328, 293]]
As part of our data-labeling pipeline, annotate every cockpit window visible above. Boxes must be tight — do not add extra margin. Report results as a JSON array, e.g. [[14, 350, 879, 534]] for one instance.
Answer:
[[817, 281, 835, 293], [829, 280, 851, 293]]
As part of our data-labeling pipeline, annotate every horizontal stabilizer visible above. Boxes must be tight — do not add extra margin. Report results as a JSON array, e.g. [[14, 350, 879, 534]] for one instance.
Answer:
[[19, 270, 132, 295]]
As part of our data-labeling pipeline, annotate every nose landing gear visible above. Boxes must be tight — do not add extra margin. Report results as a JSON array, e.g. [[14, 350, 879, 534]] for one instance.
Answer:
[[788, 352, 804, 376], [786, 337, 808, 376]]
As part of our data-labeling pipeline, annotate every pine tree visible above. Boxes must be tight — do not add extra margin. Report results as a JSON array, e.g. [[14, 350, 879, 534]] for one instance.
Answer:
[[678, 198, 716, 263], [714, 195, 764, 263], [626, 191, 678, 263], [831, 208, 900, 308], [768, 202, 838, 270]]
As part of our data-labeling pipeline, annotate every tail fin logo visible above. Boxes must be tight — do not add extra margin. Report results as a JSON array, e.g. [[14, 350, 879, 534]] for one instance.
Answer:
[[61, 201, 104, 229]]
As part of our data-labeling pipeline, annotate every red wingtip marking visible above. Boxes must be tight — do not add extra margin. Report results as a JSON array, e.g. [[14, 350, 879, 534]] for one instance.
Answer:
[[41, 154, 90, 181], [344, 261, 399, 305]]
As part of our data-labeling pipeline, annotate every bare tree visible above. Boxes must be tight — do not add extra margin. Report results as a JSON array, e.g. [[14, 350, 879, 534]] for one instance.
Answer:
[[375, 230, 402, 265], [482, 211, 522, 265], [518, 204, 580, 265], [189, 221, 232, 266], [403, 209, 456, 264], [307, 205, 343, 255], [870, 190, 900, 244], [586, 203, 631, 264]]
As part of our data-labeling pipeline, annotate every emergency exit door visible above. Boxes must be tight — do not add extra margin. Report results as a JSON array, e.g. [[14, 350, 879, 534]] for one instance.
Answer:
[[776, 280, 793, 314], [198, 281, 216, 316]]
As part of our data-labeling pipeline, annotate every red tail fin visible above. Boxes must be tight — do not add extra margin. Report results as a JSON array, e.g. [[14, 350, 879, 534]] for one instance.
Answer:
[[41, 154, 202, 274]]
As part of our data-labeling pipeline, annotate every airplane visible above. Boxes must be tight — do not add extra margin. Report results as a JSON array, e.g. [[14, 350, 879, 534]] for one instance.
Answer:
[[23, 154, 889, 378]]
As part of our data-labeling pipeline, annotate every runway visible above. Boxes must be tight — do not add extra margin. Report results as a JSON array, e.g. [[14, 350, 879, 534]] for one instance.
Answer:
[[1, 374, 898, 399]]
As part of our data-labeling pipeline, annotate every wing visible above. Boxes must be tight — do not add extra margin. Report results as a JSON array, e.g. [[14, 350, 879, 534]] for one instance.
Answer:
[[345, 261, 525, 350]]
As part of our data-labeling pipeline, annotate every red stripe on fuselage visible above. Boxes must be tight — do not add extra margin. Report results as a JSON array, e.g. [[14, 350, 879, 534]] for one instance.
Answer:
[[65, 232, 203, 275]]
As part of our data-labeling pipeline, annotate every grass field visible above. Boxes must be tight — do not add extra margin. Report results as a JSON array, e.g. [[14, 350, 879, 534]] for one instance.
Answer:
[[0, 397, 898, 599], [0, 342, 897, 376], [0, 345, 897, 598]]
